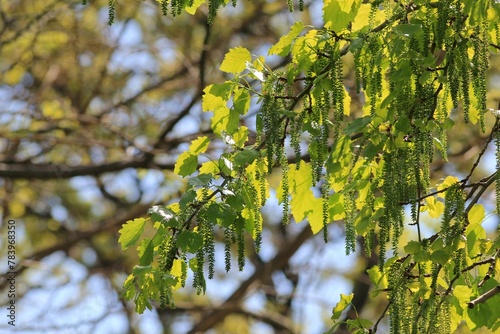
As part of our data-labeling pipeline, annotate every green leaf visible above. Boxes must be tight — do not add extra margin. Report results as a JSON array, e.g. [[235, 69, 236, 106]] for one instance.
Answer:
[[404, 240, 422, 254], [211, 106, 239, 135], [233, 149, 259, 167], [132, 264, 152, 276], [233, 87, 251, 114], [268, 21, 304, 56], [121, 274, 136, 301], [345, 116, 372, 135], [393, 24, 422, 37], [466, 204, 486, 257], [189, 136, 210, 154], [188, 173, 213, 186], [138, 238, 154, 266], [331, 293, 354, 320], [414, 249, 430, 262], [468, 204, 485, 227], [220, 47, 251, 74], [174, 152, 198, 176], [202, 82, 232, 112], [323, 0, 360, 32], [430, 250, 450, 266], [177, 231, 203, 252], [207, 202, 237, 227], [148, 206, 177, 227], [119, 218, 147, 249]]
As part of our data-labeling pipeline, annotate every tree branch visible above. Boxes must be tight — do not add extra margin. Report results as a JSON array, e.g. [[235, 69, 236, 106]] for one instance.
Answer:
[[467, 285, 500, 309]]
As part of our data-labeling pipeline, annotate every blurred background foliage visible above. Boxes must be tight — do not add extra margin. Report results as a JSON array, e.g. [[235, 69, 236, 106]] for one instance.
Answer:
[[0, 0, 498, 333]]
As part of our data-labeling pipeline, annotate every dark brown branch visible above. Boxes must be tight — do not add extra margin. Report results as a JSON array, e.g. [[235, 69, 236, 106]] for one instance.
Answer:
[[467, 285, 500, 309], [0, 160, 150, 179]]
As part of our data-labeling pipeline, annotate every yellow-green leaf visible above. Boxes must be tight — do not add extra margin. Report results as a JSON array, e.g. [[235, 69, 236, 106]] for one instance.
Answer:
[[268, 21, 304, 56], [331, 293, 354, 320], [119, 218, 147, 249], [189, 136, 210, 154], [202, 83, 232, 112], [220, 47, 251, 74], [468, 204, 485, 227], [174, 151, 198, 177], [323, 0, 360, 32], [424, 196, 445, 218], [466, 204, 486, 257]]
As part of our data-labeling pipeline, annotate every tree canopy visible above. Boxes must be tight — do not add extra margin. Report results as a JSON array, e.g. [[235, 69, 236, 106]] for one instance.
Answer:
[[1, 0, 500, 333]]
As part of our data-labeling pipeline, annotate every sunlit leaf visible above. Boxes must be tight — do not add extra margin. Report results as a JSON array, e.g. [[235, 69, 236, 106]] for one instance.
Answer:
[[323, 0, 360, 32], [268, 21, 304, 56], [331, 293, 353, 320], [220, 46, 251, 74], [119, 218, 147, 249]]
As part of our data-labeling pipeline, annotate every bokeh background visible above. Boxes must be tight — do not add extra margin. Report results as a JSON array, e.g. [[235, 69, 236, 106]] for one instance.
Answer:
[[0, 1, 499, 333]]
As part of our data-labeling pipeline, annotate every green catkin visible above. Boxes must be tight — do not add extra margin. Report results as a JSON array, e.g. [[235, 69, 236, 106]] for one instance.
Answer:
[[366, 36, 381, 115], [287, 0, 293, 12], [180, 255, 187, 288], [321, 179, 330, 243], [108, 0, 115, 25], [280, 149, 290, 225], [258, 167, 267, 208], [290, 111, 304, 168], [254, 217, 262, 253], [344, 191, 356, 254], [378, 215, 389, 267], [162, 235, 178, 272], [193, 247, 205, 294], [330, 59, 345, 134], [237, 228, 245, 271], [365, 228, 374, 257], [435, 1, 450, 49], [298, 0, 304, 11], [207, 0, 220, 24], [248, 180, 262, 252], [441, 298, 451, 334], [160, 284, 174, 309], [223, 227, 233, 272], [472, 22, 489, 131], [381, 151, 405, 257], [496, 22, 500, 46], [496, 121, 500, 214], [203, 218, 215, 279], [353, 46, 364, 94], [160, 0, 169, 16], [261, 93, 277, 173], [388, 260, 409, 334], [459, 44, 471, 123]]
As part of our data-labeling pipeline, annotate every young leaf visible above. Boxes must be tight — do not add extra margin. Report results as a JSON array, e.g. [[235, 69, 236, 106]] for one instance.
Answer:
[[268, 21, 304, 56], [233, 149, 259, 167], [323, 0, 360, 32], [148, 205, 177, 227], [220, 47, 251, 74], [174, 152, 199, 177], [177, 231, 203, 253], [119, 218, 147, 249], [138, 238, 154, 266], [189, 136, 210, 154], [202, 82, 232, 112], [331, 293, 354, 320]]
